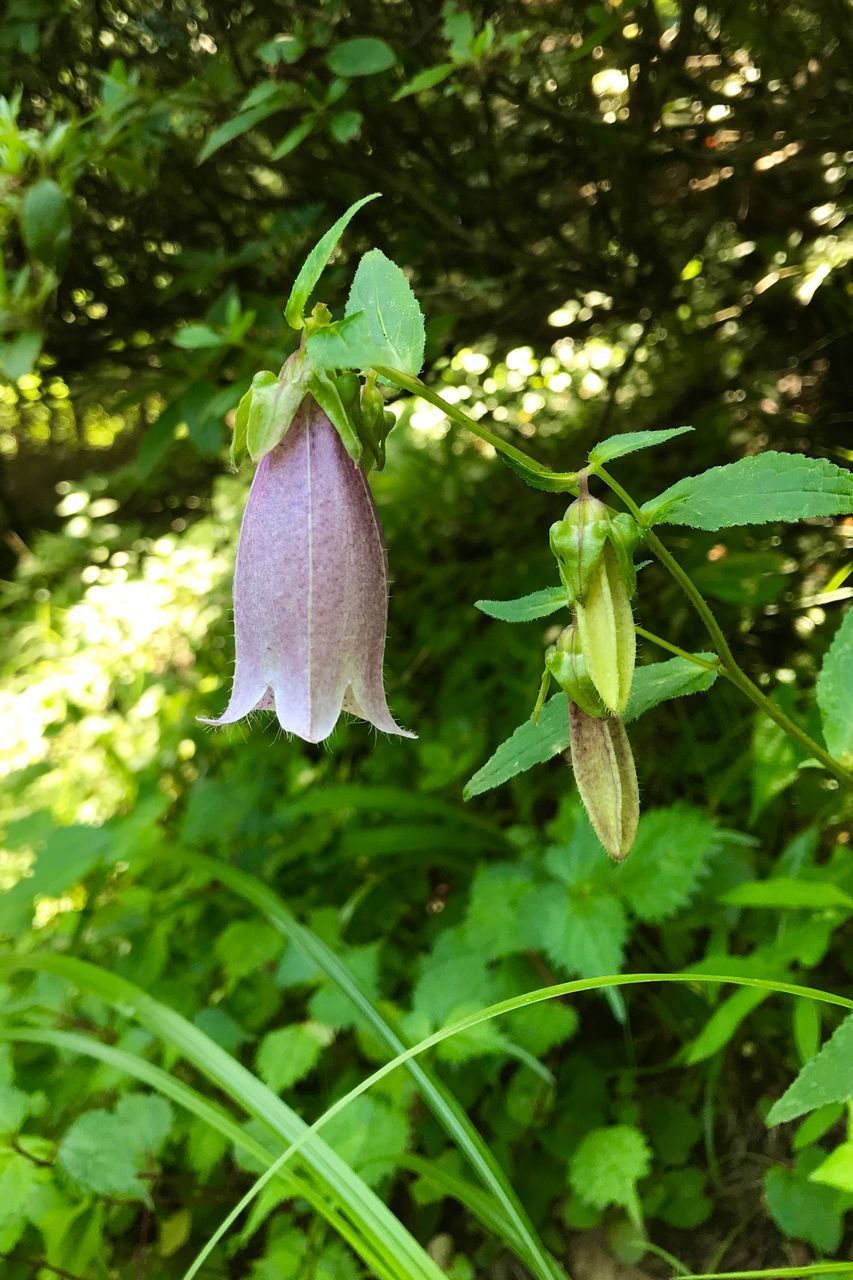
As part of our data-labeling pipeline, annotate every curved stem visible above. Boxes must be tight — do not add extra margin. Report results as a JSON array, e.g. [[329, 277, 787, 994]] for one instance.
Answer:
[[375, 366, 578, 493], [595, 464, 853, 789]]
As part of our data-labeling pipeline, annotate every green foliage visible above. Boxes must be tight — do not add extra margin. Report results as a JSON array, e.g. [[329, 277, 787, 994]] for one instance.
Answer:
[[58, 1094, 173, 1202], [475, 587, 567, 622], [326, 39, 397, 78], [464, 657, 719, 798], [568, 1125, 651, 1215], [764, 1149, 846, 1253], [817, 610, 853, 766], [308, 249, 426, 375], [643, 453, 853, 529], [2, 1, 853, 1274], [588, 426, 694, 466], [768, 1016, 853, 1124], [285, 193, 381, 330]]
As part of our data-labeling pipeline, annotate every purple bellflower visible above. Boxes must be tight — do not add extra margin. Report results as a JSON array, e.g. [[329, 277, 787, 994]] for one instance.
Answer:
[[203, 398, 413, 743]]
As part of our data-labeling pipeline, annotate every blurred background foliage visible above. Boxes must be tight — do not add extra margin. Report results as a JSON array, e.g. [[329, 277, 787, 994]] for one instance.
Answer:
[[1, 0, 852, 1276]]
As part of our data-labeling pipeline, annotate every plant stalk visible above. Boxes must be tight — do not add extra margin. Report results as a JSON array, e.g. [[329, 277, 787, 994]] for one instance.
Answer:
[[595, 464, 853, 788]]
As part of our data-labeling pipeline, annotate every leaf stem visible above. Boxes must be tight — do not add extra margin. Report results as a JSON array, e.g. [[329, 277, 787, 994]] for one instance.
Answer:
[[635, 626, 720, 673], [375, 366, 578, 493], [594, 464, 853, 789]]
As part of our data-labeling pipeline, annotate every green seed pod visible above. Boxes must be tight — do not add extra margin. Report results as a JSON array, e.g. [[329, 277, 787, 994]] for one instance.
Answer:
[[568, 702, 639, 861], [551, 490, 636, 714], [575, 540, 635, 715], [546, 626, 606, 719]]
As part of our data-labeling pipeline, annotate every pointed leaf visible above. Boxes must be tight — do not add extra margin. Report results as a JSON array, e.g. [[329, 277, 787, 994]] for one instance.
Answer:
[[642, 451, 853, 529], [308, 249, 425, 375], [768, 1014, 853, 1124], [285, 194, 381, 330], [463, 655, 718, 798], [589, 426, 693, 466], [474, 587, 568, 622]]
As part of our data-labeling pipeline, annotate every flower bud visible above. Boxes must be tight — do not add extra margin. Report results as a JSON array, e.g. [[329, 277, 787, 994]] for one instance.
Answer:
[[546, 626, 606, 719], [550, 490, 635, 715], [568, 702, 639, 861]]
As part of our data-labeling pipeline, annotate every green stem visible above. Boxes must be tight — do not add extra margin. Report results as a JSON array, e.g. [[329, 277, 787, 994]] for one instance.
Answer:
[[635, 626, 720, 672], [594, 464, 853, 789], [374, 366, 578, 493]]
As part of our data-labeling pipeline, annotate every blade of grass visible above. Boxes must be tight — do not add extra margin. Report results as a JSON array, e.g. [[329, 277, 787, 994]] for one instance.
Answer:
[[397, 1154, 528, 1256], [0, 1025, 388, 1273], [0, 953, 443, 1280], [183, 852, 565, 1280], [192, 971, 853, 1274], [682, 1268, 853, 1279]]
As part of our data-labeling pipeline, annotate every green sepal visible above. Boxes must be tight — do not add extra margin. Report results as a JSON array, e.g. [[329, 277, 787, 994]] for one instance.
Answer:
[[246, 351, 310, 462], [546, 628, 607, 719], [532, 663, 553, 724], [307, 368, 363, 463], [608, 512, 642, 597], [549, 507, 608, 601], [230, 384, 253, 468], [358, 373, 387, 469]]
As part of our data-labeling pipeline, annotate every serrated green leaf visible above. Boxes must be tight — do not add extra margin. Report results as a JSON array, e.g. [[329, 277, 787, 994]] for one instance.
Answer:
[[568, 1125, 650, 1212], [528, 884, 627, 979], [308, 249, 425, 375], [284, 193, 380, 330], [817, 609, 853, 767], [58, 1110, 149, 1201], [616, 805, 718, 923], [215, 919, 283, 986], [463, 656, 717, 799], [764, 1149, 844, 1253], [325, 38, 396, 78], [115, 1093, 173, 1156], [721, 878, 853, 910], [464, 863, 535, 960], [474, 587, 568, 622], [256, 1024, 332, 1093], [768, 1014, 853, 1124], [624, 653, 718, 720], [589, 426, 693, 465], [642, 451, 853, 529]]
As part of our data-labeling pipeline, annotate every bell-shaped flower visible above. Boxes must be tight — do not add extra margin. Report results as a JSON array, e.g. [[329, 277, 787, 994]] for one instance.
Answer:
[[202, 399, 413, 743]]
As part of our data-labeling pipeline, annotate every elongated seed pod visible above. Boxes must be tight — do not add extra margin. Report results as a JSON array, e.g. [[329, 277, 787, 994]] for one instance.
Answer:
[[575, 541, 635, 715], [569, 701, 640, 860]]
